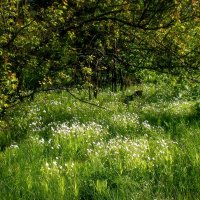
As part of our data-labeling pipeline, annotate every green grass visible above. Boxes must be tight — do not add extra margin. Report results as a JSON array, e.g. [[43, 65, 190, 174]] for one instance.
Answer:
[[0, 81, 200, 199]]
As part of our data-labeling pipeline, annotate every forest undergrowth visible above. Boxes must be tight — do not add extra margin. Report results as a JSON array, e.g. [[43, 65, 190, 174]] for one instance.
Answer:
[[0, 77, 200, 200]]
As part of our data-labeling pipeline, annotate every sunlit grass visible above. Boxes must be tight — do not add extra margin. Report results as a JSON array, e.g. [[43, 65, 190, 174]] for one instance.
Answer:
[[0, 81, 200, 199]]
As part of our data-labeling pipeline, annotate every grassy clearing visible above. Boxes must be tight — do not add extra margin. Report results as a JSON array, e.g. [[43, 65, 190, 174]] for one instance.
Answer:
[[0, 79, 200, 199]]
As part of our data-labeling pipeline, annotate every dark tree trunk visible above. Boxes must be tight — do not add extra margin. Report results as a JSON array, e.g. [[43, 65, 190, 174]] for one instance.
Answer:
[[119, 69, 124, 91], [112, 67, 117, 92]]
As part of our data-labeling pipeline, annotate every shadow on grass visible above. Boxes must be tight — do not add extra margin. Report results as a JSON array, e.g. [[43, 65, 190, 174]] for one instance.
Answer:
[[140, 106, 200, 139]]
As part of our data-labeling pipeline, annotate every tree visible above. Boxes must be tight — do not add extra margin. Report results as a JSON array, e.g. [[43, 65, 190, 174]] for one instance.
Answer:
[[0, 0, 199, 117]]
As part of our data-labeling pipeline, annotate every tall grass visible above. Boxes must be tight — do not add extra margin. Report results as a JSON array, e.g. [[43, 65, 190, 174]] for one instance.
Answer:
[[0, 79, 200, 199]]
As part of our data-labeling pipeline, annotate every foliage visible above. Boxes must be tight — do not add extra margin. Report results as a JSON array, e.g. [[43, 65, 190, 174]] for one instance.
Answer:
[[0, 0, 199, 116]]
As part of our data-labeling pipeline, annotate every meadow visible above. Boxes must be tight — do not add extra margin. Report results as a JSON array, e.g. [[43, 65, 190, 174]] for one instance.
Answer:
[[0, 75, 200, 200]]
